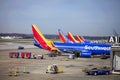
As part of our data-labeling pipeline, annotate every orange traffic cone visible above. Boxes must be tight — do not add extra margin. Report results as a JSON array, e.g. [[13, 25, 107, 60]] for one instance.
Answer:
[[16, 66, 19, 73], [8, 67, 12, 76]]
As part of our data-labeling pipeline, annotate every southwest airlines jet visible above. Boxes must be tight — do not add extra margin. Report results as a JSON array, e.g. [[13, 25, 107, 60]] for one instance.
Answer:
[[32, 24, 111, 57]]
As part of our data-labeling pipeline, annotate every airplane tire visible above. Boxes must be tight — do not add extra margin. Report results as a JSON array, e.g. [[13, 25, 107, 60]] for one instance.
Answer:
[[75, 53, 80, 57]]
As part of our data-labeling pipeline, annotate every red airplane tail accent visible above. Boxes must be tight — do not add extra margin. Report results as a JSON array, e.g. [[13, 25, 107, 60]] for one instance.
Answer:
[[58, 29, 67, 43], [67, 32, 79, 43], [76, 35, 84, 42], [32, 24, 60, 52], [80, 36, 85, 42]]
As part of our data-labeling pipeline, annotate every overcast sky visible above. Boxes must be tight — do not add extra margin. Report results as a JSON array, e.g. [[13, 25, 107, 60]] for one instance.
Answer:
[[0, 0, 120, 36]]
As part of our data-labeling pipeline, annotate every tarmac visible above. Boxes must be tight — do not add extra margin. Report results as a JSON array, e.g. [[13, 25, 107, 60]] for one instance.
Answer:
[[0, 42, 120, 80]]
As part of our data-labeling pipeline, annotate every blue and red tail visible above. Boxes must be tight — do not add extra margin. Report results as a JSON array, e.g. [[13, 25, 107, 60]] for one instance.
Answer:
[[32, 24, 60, 52]]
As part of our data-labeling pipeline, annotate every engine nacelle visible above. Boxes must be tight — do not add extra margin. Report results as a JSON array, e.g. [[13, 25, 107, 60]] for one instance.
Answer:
[[80, 51, 92, 57]]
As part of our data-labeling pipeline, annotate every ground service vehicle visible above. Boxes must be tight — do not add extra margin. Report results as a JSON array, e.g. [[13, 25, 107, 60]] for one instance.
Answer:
[[83, 66, 111, 75]]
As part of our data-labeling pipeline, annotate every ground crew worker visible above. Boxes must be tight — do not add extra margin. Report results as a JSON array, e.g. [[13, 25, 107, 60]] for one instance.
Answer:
[[53, 64, 58, 73]]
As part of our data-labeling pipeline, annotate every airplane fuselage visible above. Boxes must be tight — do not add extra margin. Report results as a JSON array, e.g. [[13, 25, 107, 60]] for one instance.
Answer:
[[53, 42, 111, 57]]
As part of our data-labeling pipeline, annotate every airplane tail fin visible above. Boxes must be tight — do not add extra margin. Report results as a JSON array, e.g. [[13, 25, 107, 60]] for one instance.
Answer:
[[67, 32, 79, 43], [58, 29, 72, 43], [80, 36, 85, 42], [80, 36, 91, 43], [32, 24, 60, 52], [76, 35, 84, 42]]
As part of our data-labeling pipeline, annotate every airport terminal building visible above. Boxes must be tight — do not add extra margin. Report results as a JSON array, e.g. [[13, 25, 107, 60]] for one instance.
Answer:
[[109, 36, 120, 73], [111, 46, 120, 73]]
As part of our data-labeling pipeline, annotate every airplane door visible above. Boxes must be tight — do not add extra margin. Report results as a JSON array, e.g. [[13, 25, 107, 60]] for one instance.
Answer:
[[113, 54, 120, 70]]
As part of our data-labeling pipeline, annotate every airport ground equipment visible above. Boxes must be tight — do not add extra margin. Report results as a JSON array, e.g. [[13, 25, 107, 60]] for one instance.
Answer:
[[46, 65, 57, 74], [83, 66, 111, 75], [68, 54, 75, 59], [48, 51, 61, 57], [9, 52, 45, 59], [9, 52, 31, 58], [9, 52, 19, 58], [18, 46, 24, 50], [8, 67, 13, 76], [48, 52, 57, 57], [100, 53, 110, 59], [21, 52, 31, 58], [20, 52, 31, 58], [46, 64, 63, 74], [33, 54, 44, 59]]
